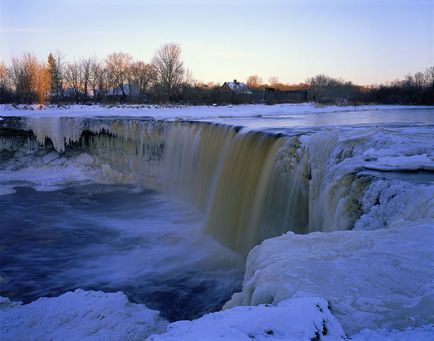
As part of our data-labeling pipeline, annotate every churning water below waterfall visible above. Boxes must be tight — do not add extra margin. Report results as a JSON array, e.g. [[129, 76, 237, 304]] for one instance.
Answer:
[[0, 184, 244, 321]]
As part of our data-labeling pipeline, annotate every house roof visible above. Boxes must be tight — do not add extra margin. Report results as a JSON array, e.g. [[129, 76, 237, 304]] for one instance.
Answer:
[[223, 81, 252, 95]]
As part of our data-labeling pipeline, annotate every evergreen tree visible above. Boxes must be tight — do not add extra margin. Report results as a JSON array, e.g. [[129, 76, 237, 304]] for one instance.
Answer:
[[47, 53, 62, 102]]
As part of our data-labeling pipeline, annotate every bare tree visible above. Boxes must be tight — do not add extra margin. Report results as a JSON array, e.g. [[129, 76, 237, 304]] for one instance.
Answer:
[[35, 65, 50, 105], [89, 59, 106, 102], [401, 74, 415, 89], [0, 62, 9, 91], [268, 76, 279, 87], [0, 61, 13, 102], [64, 60, 82, 102], [7, 53, 50, 104], [9, 53, 41, 103], [129, 61, 157, 97], [152, 43, 184, 101], [105, 52, 132, 98], [306, 74, 356, 103], [79, 57, 93, 101], [246, 75, 262, 89], [184, 67, 193, 86], [413, 72, 425, 88], [424, 66, 434, 88]]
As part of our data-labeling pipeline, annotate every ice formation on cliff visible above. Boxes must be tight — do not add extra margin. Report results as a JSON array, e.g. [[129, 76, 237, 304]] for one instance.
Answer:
[[224, 222, 434, 334]]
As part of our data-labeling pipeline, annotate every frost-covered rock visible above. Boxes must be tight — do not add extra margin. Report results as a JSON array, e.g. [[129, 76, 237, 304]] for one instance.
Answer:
[[41, 150, 59, 164], [147, 297, 345, 341], [300, 126, 434, 233], [49, 156, 68, 166], [225, 223, 434, 334], [0, 289, 168, 341], [354, 180, 434, 230], [74, 152, 94, 166]]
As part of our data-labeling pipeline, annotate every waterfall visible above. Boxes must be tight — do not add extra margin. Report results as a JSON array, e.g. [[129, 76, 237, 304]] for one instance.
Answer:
[[204, 131, 286, 254], [4, 117, 378, 255]]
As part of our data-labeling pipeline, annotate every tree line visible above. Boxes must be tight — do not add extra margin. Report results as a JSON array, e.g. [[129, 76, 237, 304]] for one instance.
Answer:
[[245, 70, 434, 105], [0, 43, 433, 105], [0, 43, 186, 105], [304, 70, 434, 105]]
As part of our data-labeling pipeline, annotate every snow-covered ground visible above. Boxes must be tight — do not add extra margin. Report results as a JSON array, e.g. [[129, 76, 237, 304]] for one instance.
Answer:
[[0, 289, 167, 340], [0, 292, 347, 341], [147, 296, 345, 341], [0, 103, 433, 118]]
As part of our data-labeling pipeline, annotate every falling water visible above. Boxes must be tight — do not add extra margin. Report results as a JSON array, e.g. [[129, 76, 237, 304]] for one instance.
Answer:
[[7, 117, 372, 254]]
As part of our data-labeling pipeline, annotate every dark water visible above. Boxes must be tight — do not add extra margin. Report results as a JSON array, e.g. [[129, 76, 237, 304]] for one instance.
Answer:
[[0, 185, 243, 321]]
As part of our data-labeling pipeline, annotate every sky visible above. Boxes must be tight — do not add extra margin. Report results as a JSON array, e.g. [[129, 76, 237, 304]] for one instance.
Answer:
[[0, 0, 433, 85]]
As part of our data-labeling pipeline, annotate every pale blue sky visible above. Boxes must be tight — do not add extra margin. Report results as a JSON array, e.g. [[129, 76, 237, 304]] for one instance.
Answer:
[[0, 0, 433, 84]]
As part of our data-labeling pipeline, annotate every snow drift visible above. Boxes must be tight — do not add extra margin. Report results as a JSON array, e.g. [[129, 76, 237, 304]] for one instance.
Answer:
[[0, 289, 167, 340]]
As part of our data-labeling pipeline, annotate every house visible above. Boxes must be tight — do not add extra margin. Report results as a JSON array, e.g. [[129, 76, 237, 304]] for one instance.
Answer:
[[221, 80, 253, 95]]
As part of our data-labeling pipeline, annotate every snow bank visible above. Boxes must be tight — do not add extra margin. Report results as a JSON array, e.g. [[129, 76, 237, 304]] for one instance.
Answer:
[[225, 223, 434, 334], [148, 296, 345, 341], [0, 289, 168, 341]]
